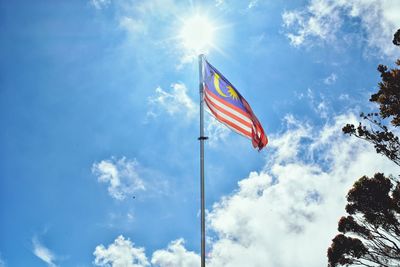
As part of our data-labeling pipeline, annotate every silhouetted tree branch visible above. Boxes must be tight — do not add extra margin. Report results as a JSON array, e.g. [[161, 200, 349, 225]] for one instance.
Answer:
[[342, 113, 400, 166], [342, 29, 400, 167]]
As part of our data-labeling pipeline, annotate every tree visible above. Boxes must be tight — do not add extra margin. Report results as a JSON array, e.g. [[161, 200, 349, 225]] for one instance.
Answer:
[[327, 30, 400, 267], [327, 173, 400, 266]]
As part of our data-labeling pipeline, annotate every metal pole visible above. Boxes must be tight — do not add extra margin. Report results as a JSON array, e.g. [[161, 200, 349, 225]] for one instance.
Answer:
[[198, 54, 206, 267]]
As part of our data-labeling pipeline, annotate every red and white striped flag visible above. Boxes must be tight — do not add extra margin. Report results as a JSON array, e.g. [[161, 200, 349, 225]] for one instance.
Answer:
[[203, 59, 268, 150]]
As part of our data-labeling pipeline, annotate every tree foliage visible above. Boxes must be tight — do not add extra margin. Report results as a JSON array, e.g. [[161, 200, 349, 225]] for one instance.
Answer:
[[393, 29, 400, 46], [327, 30, 400, 267], [328, 174, 400, 266]]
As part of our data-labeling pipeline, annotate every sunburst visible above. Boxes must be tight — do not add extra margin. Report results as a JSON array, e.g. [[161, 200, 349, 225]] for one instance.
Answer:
[[179, 14, 216, 54], [174, 10, 230, 59], [227, 86, 239, 100]]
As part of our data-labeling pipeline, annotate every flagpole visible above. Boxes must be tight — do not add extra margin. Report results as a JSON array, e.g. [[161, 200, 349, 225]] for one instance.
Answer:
[[198, 54, 207, 267]]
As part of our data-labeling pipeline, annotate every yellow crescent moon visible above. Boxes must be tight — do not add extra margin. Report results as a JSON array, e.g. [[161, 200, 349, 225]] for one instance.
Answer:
[[213, 73, 228, 97]]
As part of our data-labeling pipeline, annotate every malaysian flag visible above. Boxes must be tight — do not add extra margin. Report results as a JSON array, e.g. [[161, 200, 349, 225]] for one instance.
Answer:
[[202, 59, 268, 150]]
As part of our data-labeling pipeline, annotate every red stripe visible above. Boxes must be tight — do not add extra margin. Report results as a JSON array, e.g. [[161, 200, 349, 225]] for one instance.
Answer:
[[205, 100, 252, 139], [204, 93, 253, 129], [204, 86, 252, 120]]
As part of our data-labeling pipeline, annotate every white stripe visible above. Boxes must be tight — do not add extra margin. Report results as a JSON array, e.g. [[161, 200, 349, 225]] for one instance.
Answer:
[[205, 107, 252, 140], [205, 90, 253, 125], [205, 99, 252, 136]]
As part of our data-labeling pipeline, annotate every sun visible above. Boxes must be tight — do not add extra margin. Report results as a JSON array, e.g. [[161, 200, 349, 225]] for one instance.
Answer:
[[179, 14, 216, 54]]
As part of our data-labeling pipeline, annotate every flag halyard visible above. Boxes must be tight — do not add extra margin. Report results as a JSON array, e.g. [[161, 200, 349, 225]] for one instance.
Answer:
[[203, 59, 268, 150]]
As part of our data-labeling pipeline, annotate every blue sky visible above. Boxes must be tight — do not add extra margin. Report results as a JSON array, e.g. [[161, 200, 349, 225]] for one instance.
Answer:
[[1, 0, 400, 266]]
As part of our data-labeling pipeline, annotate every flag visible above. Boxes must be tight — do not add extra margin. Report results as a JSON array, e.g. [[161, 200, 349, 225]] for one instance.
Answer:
[[202, 59, 268, 150]]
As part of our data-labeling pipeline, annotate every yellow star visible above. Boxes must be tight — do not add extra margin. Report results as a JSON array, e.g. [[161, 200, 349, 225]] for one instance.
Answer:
[[227, 86, 239, 100]]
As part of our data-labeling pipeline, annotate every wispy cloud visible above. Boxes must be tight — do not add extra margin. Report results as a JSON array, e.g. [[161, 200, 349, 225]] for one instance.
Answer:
[[148, 83, 197, 120], [247, 0, 259, 9], [32, 237, 57, 267], [282, 0, 341, 47], [206, 114, 231, 147], [101, 210, 139, 231], [323, 73, 337, 85], [147, 82, 231, 146], [297, 88, 331, 119], [215, 0, 261, 11], [282, 0, 400, 58], [92, 157, 145, 200], [147, 82, 231, 145], [245, 33, 269, 55], [107, 0, 194, 65], [215, 0, 224, 7], [0, 253, 5, 267], [90, 0, 110, 10], [119, 17, 147, 35], [338, 93, 349, 101]]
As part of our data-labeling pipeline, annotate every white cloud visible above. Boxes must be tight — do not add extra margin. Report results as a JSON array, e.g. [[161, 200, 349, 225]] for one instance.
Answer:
[[94, 235, 150, 267], [119, 17, 147, 35], [282, 0, 400, 58], [248, 0, 259, 9], [32, 237, 57, 267], [151, 239, 200, 267], [93, 112, 399, 266], [92, 157, 145, 200], [93, 237, 199, 267], [90, 0, 110, 9], [282, 0, 341, 47], [205, 113, 399, 267], [148, 83, 197, 119], [323, 73, 337, 85]]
